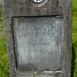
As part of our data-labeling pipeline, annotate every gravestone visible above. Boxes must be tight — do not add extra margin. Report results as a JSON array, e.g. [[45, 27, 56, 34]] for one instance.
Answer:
[[4, 0, 72, 77]]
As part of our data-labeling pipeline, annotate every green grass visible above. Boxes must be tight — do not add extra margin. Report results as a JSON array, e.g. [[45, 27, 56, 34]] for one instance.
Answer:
[[0, 5, 9, 77], [72, 16, 77, 77], [72, 0, 77, 77], [0, 5, 3, 32], [0, 0, 77, 77], [0, 36, 9, 77]]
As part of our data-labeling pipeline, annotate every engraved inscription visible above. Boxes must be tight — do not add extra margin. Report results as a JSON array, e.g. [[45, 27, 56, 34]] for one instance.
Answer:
[[13, 17, 63, 71]]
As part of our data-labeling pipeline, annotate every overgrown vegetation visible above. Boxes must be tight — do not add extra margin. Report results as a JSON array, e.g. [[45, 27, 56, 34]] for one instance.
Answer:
[[0, 0, 77, 77], [72, 0, 77, 77], [0, 36, 9, 77], [0, 5, 3, 31], [0, 4, 9, 77]]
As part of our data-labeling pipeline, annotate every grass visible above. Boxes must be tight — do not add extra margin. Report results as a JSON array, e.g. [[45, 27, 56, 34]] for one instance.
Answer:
[[0, 5, 3, 32], [0, 36, 9, 77], [0, 5, 9, 77], [72, 15, 77, 77], [0, 0, 77, 77], [72, 0, 77, 77]]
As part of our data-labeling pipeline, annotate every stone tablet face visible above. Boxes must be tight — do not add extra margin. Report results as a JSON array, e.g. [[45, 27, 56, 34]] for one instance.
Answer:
[[13, 17, 63, 72]]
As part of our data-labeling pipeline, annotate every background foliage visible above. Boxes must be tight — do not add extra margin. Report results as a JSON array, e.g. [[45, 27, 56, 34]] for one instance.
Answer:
[[0, 4, 9, 77], [0, 0, 77, 77], [72, 0, 77, 77]]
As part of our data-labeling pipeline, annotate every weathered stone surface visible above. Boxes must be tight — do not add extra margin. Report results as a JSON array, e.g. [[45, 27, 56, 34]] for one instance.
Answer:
[[0, 0, 4, 5], [4, 0, 72, 77], [13, 17, 63, 72]]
